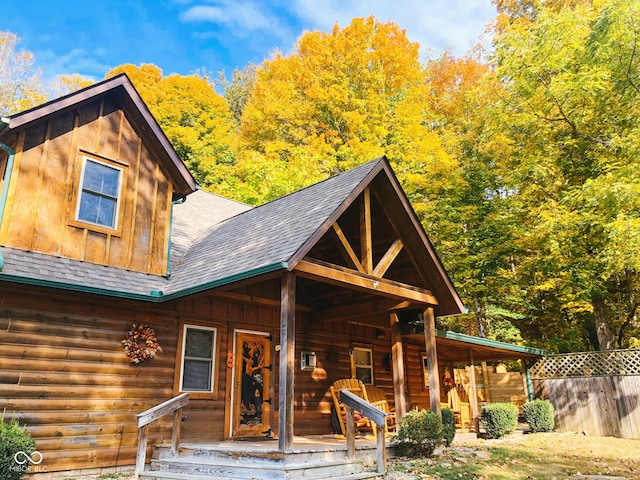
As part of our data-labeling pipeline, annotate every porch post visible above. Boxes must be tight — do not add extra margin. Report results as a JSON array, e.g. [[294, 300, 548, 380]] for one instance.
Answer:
[[278, 271, 296, 451], [521, 357, 534, 401], [423, 307, 441, 415], [481, 362, 491, 402], [468, 349, 479, 425], [390, 312, 407, 419]]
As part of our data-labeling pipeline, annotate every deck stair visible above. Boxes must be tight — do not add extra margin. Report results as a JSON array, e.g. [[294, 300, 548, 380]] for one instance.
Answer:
[[139, 442, 384, 480]]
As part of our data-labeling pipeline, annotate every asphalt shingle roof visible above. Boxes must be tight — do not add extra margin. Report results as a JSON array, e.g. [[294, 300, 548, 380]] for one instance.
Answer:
[[165, 158, 382, 294], [0, 158, 382, 300]]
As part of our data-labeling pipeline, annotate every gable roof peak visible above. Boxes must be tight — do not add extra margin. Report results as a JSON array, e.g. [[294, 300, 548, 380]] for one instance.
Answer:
[[0, 73, 197, 196]]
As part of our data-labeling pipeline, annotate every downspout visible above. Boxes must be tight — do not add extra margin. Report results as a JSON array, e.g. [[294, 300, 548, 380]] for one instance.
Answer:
[[0, 118, 15, 272], [165, 194, 187, 278]]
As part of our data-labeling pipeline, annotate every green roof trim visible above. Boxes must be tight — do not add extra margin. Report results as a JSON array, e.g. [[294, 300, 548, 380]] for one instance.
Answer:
[[436, 329, 548, 357], [158, 262, 288, 301], [0, 272, 155, 302], [0, 262, 288, 303]]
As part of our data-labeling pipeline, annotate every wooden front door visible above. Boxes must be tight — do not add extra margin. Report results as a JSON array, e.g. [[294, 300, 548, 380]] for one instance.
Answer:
[[232, 331, 271, 437]]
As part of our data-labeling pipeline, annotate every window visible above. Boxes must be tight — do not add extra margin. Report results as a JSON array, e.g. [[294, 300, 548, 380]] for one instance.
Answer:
[[352, 347, 374, 385], [76, 157, 123, 229], [178, 325, 217, 394]]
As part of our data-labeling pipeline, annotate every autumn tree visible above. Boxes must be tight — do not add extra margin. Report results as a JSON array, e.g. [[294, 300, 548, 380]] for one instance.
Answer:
[[105, 64, 237, 192], [0, 31, 46, 116], [234, 16, 458, 206], [48, 74, 94, 99], [491, 0, 640, 350]]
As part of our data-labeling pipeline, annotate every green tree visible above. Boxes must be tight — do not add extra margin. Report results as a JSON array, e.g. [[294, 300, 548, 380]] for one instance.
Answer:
[[491, 0, 640, 350], [217, 63, 258, 128], [422, 51, 529, 344]]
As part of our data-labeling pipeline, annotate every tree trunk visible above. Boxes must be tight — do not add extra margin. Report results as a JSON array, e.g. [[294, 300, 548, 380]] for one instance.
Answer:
[[475, 299, 486, 338], [592, 297, 613, 351]]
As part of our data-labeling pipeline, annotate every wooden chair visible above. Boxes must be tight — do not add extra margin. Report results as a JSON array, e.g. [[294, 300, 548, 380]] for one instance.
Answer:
[[330, 378, 372, 436], [447, 384, 472, 430], [364, 385, 396, 433]]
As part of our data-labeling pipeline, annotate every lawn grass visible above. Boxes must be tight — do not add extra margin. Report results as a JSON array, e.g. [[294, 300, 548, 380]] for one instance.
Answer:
[[386, 431, 640, 479]]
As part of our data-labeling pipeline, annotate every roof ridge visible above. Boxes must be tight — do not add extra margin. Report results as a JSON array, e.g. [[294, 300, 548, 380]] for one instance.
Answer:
[[251, 156, 385, 208]]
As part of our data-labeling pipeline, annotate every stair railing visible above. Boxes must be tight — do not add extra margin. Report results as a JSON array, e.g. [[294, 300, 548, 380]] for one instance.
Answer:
[[135, 392, 189, 476], [339, 389, 389, 474]]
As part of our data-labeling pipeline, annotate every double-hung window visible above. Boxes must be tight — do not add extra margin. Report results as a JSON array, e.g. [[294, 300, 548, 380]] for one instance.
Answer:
[[352, 346, 374, 385], [178, 324, 218, 395], [75, 156, 123, 230]]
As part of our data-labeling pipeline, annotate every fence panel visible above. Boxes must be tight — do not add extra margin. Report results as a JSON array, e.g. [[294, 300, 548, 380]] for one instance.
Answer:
[[531, 350, 640, 439]]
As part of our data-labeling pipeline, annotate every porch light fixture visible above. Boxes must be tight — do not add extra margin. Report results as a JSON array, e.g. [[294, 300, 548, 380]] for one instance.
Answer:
[[301, 351, 317, 371]]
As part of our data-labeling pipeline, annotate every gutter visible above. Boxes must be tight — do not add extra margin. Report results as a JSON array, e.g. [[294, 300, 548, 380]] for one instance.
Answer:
[[0, 261, 288, 303], [0, 118, 15, 271]]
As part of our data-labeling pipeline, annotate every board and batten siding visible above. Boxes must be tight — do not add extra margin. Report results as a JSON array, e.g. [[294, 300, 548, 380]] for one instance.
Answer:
[[0, 96, 173, 276]]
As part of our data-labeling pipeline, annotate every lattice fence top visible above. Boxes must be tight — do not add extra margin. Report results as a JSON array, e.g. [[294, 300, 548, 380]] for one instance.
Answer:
[[530, 349, 640, 379]]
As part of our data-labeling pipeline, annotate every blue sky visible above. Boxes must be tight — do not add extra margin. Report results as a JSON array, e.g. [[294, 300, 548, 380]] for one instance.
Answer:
[[3, 0, 496, 82]]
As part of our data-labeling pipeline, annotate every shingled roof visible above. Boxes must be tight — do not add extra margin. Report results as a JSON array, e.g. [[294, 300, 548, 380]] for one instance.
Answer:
[[165, 158, 382, 295], [0, 156, 464, 315], [0, 158, 380, 298]]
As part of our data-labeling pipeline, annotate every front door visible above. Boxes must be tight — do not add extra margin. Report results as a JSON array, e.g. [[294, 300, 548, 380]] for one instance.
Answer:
[[232, 331, 271, 437]]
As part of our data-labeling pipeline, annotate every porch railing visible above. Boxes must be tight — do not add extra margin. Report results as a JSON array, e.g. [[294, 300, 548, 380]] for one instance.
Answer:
[[339, 389, 389, 475], [135, 392, 189, 476]]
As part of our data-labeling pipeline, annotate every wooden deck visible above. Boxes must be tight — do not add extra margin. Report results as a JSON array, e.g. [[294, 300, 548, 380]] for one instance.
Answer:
[[140, 435, 393, 480]]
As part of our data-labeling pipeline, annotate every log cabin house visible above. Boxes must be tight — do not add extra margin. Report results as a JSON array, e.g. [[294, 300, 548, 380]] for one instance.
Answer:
[[0, 75, 544, 479]]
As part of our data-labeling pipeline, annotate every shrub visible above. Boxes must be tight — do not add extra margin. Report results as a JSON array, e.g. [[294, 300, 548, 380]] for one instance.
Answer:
[[1, 414, 37, 480], [441, 407, 456, 447], [480, 402, 519, 439], [523, 399, 555, 432], [394, 409, 443, 457]]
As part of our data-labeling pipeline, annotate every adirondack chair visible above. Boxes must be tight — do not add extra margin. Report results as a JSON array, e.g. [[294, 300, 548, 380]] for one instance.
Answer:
[[330, 378, 373, 436], [364, 385, 396, 433], [447, 384, 472, 430]]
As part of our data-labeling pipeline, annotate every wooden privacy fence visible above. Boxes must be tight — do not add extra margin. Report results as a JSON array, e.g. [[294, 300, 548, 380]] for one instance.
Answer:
[[530, 349, 640, 439], [454, 366, 528, 406]]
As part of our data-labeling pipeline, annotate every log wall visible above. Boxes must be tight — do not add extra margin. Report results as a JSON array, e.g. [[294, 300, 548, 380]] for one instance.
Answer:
[[0, 97, 173, 276], [0, 281, 404, 472]]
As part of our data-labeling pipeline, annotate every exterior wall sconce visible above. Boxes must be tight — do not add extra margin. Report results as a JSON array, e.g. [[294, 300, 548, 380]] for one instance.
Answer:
[[301, 351, 317, 371], [376, 329, 385, 340]]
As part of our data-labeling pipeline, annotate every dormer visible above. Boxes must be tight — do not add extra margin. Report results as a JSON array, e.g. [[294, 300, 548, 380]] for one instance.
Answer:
[[0, 74, 197, 276]]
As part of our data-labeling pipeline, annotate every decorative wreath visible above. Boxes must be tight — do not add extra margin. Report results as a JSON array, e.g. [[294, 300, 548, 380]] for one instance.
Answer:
[[122, 323, 161, 364]]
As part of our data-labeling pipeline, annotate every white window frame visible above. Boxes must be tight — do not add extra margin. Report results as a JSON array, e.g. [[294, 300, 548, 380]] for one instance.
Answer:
[[75, 156, 123, 230], [352, 346, 374, 385], [178, 324, 217, 394]]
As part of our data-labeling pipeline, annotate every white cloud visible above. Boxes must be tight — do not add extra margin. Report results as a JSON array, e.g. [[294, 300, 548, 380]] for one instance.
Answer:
[[181, 1, 290, 40], [288, 0, 495, 56], [38, 47, 111, 82]]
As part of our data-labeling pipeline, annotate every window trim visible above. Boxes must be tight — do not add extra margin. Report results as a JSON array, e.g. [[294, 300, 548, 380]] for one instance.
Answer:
[[69, 152, 126, 236], [351, 345, 374, 385], [174, 322, 219, 399]]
